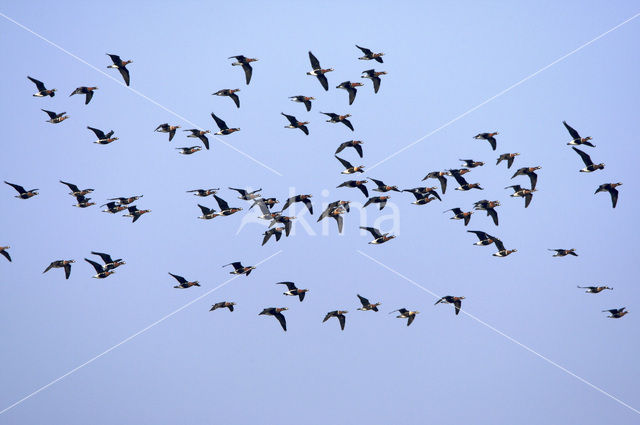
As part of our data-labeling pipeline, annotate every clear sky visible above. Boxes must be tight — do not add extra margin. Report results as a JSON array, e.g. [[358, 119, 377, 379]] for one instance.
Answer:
[[1, 1, 639, 424]]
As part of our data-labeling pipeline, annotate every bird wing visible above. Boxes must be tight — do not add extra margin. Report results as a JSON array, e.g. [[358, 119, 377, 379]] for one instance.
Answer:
[[468, 230, 488, 241], [214, 195, 230, 210], [168, 272, 187, 284], [494, 239, 506, 252], [528, 172, 538, 191], [281, 113, 298, 126], [438, 176, 447, 194], [198, 204, 212, 215], [284, 220, 293, 237], [454, 299, 462, 315], [107, 54, 122, 65], [87, 126, 106, 139], [572, 147, 593, 166], [347, 87, 357, 105], [358, 294, 370, 306], [487, 137, 497, 151], [610, 187, 619, 208], [28, 76, 46, 91], [242, 63, 253, 85], [333, 214, 344, 233], [43, 262, 57, 273], [299, 125, 309, 135], [342, 119, 354, 131], [353, 144, 364, 159], [211, 113, 229, 130], [563, 121, 581, 140], [64, 263, 72, 279], [335, 156, 353, 170], [5, 181, 26, 194], [0, 250, 11, 262], [407, 315, 415, 326], [118, 67, 130, 86], [198, 134, 210, 150], [42, 109, 57, 119], [59, 180, 80, 192], [338, 314, 346, 330], [274, 312, 287, 331], [372, 76, 381, 93], [85, 91, 94, 104], [254, 199, 271, 215], [356, 45, 373, 55], [487, 208, 499, 226], [91, 251, 113, 264], [303, 99, 312, 112], [277, 281, 297, 290], [85, 258, 104, 273], [229, 92, 240, 108], [262, 230, 273, 246], [452, 173, 468, 186], [308, 51, 321, 69], [302, 198, 313, 214], [524, 193, 533, 208], [361, 226, 382, 239], [317, 73, 329, 91]]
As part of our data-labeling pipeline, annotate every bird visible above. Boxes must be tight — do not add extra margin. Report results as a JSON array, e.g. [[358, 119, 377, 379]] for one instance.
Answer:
[[357, 294, 381, 312], [5, 181, 38, 199], [435, 296, 465, 315], [169, 272, 200, 289], [184, 129, 210, 150], [269, 215, 296, 236], [321, 112, 354, 131], [123, 206, 151, 223], [210, 302, 236, 312], [282, 194, 313, 214], [196, 204, 217, 220], [563, 121, 594, 147], [106, 54, 132, 86], [213, 89, 241, 108], [229, 187, 262, 201], [59, 180, 93, 197], [390, 308, 419, 326], [253, 198, 281, 220], [422, 171, 448, 194], [595, 183, 622, 208], [444, 208, 473, 226], [451, 171, 482, 191], [511, 167, 541, 191], [363, 196, 390, 210], [84, 258, 115, 279], [467, 230, 499, 246], [577, 285, 613, 293], [602, 308, 628, 319], [108, 196, 143, 205], [262, 227, 284, 246], [548, 249, 578, 257], [90, 251, 125, 271], [72, 194, 95, 208], [307, 51, 333, 91], [474, 132, 498, 150], [176, 143, 202, 157], [223, 262, 256, 276], [228, 55, 258, 85], [317, 205, 345, 233], [277, 282, 309, 302], [43, 260, 75, 279], [155, 123, 180, 141], [281, 113, 309, 135], [101, 202, 127, 214], [335, 156, 364, 174], [27, 76, 56, 97], [187, 188, 219, 197], [459, 159, 484, 168], [360, 226, 395, 244], [70, 86, 98, 104], [259, 307, 288, 331], [505, 185, 535, 208], [87, 126, 118, 144], [403, 187, 441, 201], [493, 239, 517, 257], [337, 180, 368, 197], [335, 140, 364, 158], [42, 109, 68, 124], [473, 200, 500, 226], [496, 153, 520, 169], [356, 45, 384, 63], [336, 81, 364, 105], [323, 310, 348, 330], [573, 147, 604, 172], [212, 195, 243, 216], [361, 69, 386, 93], [289, 96, 314, 112], [211, 113, 240, 136], [369, 177, 400, 192], [0, 246, 11, 262]]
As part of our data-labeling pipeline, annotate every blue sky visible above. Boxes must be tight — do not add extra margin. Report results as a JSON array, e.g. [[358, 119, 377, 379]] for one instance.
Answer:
[[1, 1, 639, 423]]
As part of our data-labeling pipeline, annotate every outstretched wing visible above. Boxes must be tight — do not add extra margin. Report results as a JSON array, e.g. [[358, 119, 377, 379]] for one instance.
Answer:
[[211, 113, 229, 130], [358, 294, 370, 306], [214, 195, 230, 210], [277, 281, 297, 291], [242, 63, 253, 85], [59, 180, 80, 192], [572, 147, 593, 166], [281, 113, 298, 126], [308, 51, 321, 70], [87, 126, 106, 139], [84, 258, 104, 273], [168, 272, 187, 284], [28, 76, 46, 91], [317, 74, 329, 91], [563, 121, 580, 140], [91, 251, 113, 264], [356, 45, 373, 55], [360, 226, 382, 239], [335, 156, 353, 170]]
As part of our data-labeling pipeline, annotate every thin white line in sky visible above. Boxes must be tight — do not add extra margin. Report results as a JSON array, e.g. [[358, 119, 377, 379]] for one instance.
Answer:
[[0, 250, 283, 415], [0, 12, 283, 177], [367, 12, 640, 171], [357, 250, 640, 415]]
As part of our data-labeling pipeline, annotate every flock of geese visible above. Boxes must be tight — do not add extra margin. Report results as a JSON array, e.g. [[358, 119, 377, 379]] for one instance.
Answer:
[[3, 45, 628, 332]]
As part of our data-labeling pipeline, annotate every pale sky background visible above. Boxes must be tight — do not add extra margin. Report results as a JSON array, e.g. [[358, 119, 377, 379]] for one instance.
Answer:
[[1, 1, 639, 424]]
